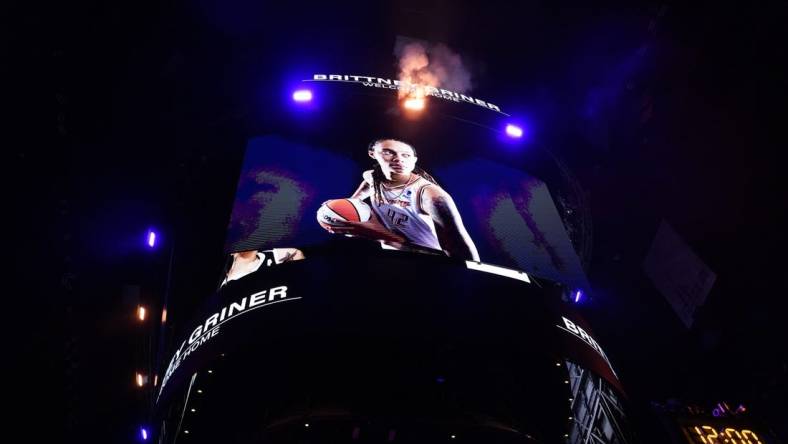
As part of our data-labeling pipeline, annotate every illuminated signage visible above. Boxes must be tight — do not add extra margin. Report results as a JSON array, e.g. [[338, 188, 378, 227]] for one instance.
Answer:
[[556, 316, 618, 378], [683, 425, 764, 444], [305, 74, 508, 115], [465, 260, 531, 283], [157, 285, 298, 399]]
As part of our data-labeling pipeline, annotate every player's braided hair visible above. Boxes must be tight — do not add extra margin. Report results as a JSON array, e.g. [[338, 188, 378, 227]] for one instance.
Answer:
[[368, 139, 437, 206]]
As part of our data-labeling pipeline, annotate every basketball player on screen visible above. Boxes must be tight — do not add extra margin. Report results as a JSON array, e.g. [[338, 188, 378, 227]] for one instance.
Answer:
[[325, 139, 480, 261]]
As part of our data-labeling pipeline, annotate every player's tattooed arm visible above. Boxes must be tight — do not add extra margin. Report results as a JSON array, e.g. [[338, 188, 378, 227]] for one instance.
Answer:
[[422, 186, 480, 261]]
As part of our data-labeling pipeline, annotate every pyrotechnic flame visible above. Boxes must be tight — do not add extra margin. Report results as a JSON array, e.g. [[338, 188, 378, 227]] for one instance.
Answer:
[[398, 43, 436, 100], [403, 97, 425, 110], [395, 39, 472, 108]]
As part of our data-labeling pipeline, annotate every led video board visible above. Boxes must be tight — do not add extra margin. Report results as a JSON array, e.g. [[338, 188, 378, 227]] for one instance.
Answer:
[[156, 248, 627, 444], [222, 74, 589, 290]]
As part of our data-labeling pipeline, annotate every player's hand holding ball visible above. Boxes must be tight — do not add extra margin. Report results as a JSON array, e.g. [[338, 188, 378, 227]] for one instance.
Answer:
[[317, 199, 405, 245]]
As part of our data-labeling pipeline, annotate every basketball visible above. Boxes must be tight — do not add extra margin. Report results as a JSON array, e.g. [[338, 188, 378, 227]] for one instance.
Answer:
[[317, 198, 371, 229]]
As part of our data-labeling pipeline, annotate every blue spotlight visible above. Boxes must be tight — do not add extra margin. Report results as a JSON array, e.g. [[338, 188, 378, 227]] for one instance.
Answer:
[[505, 123, 524, 138], [146, 230, 157, 248], [292, 89, 313, 102], [140, 427, 149, 441], [574, 290, 583, 303]]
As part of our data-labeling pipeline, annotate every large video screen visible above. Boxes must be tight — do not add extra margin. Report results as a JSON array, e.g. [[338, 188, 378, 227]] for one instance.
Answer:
[[222, 75, 589, 290]]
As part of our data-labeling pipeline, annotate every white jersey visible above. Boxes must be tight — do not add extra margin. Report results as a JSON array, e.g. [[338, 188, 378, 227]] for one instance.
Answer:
[[366, 174, 442, 251]]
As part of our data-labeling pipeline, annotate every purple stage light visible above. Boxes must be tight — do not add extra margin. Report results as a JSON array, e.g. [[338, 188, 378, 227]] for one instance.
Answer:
[[147, 230, 157, 248], [141, 427, 148, 441], [505, 124, 524, 138], [292, 89, 313, 102], [574, 290, 583, 303]]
